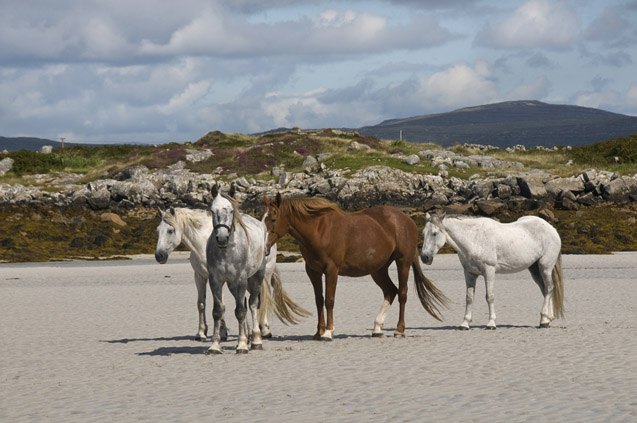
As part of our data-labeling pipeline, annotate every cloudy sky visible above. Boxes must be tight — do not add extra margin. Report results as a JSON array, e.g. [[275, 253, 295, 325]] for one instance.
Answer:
[[1, 0, 636, 144]]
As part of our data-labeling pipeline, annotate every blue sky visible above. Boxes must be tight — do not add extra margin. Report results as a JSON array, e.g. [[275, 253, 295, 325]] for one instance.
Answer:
[[1, 0, 636, 144]]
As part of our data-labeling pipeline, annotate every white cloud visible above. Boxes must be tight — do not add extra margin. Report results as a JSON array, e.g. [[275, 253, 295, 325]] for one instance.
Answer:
[[507, 76, 550, 100], [421, 61, 496, 107], [157, 81, 211, 115], [626, 84, 637, 108], [140, 9, 452, 59], [475, 0, 580, 50], [583, 4, 635, 48], [572, 83, 637, 115]]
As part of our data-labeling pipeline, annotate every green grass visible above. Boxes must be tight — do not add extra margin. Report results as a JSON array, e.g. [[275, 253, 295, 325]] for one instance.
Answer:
[[3, 150, 101, 175]]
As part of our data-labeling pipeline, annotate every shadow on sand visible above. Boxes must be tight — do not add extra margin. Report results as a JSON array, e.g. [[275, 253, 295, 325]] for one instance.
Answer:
[[137, 346, 210, 356], [410, 324, 536, 331], [100, 335, 195, 344]]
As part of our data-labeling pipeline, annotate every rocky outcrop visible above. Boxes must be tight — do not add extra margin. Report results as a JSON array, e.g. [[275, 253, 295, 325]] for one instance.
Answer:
[[0, 157, 13, 176], [1, 158, 636, 215]]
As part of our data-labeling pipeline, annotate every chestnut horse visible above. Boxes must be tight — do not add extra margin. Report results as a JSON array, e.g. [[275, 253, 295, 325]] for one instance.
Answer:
[[264, 194, 448, 340]]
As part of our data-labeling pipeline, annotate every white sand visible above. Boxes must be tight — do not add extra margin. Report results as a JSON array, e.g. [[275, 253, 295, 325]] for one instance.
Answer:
[[1, 252, 636, 422]]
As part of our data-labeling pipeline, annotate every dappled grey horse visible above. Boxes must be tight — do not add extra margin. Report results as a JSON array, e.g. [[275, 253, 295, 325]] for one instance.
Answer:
[[206, 185, 273, 354]]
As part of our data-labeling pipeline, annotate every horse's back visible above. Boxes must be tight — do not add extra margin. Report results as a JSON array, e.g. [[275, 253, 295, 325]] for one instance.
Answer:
[[358, 205, 418, 253], [492, 216, 561, 272]]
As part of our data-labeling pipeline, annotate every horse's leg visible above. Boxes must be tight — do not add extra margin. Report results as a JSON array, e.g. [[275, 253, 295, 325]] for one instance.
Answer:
[[206, 276, 225, 355], [370, 266, 398, 337], [322, 265, 339, 341], [484, 267, 497, 330], [394, 258, 411, 337], [229, 281, 250, 354], [536, 262, 556, 328], [460, 270, 478, 330], [529, 262, 550, 327], [220, 302, 228, 342], [306, 266, 326, 340], [248, 269, 265, 350], [194, 271, 208, 341]]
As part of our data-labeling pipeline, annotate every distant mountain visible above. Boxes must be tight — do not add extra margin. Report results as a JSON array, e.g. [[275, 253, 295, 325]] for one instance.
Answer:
[[0, 136, 76, 152], [357, 100, 637, 147]]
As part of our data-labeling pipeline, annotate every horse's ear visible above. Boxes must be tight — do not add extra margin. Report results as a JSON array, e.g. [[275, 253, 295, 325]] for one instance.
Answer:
[[169, 206, 175, 216], [263, 194, 270, 207], [228, 183, 236, 199], [425, 212, 431, 221], [211, 183, 219, 199], [275, 192, 282, 207]]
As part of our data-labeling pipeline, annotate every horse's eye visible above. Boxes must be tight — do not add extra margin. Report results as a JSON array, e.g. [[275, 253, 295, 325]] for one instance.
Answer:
[[168, 228, 175, 235]]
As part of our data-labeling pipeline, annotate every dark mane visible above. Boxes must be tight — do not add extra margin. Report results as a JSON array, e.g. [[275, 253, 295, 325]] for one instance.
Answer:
[[282, 197, 344, 219]]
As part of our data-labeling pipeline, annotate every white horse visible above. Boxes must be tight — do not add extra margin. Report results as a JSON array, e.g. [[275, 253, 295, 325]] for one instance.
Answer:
[[206, 185, 280, 353], [420, 212, 564, 330], [155, 206, 308, 343]]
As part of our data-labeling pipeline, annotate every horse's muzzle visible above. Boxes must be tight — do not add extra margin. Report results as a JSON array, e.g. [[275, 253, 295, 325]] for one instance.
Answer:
[[155, 251, 168, 264], [215, 237, 229, 248], [420, 253, 433, 265]]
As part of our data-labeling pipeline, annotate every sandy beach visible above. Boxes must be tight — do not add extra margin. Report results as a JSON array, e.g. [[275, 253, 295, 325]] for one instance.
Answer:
[[1, 252, 636, 422]]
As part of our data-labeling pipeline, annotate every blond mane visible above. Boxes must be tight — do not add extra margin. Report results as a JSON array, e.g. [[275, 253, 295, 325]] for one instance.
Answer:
[[163, 207, 210, 231]]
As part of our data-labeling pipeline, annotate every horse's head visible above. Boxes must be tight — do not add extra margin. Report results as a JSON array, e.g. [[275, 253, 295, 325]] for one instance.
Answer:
[[263, 192, 289, 254], [155, 207, 182, 264], [421, 211, 447, 265], [210, 184, 235, 248]]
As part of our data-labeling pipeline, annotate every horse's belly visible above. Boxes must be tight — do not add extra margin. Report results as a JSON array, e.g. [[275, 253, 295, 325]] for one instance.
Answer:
[[339, 266, 376, 278], [339, 256, 389, 277], [495, 255, 539, 273]]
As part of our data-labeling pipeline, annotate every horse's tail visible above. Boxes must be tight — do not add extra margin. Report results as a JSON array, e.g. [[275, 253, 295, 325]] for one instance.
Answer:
[[551, 252, 565, 319], [412, 257, 448, 321], [267, 266, 311, 325], [258, 269, 273, 325]]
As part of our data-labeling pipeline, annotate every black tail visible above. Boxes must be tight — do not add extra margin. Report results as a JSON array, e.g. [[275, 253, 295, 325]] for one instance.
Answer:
[[412, 258, 448, 321]]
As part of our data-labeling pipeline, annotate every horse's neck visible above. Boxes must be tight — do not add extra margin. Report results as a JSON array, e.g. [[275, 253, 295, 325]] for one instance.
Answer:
[[441, 218, 476, 256], [178, 212, 212, 256], [288, 213, 324, 249], [233, 213, 264, 250]]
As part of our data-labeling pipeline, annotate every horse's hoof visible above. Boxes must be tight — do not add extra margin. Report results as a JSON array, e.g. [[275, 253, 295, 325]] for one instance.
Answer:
[[261, 333, 273, 339], [251, 343, 264, 351], [457, 326, 470, 331], [195, 335, 207, 342], [485, 326, 496, 331], [393, 332, 406, 338], [371, 332, 384, 338], [320, 336, 333, 342], [206, 348, 222, 355], [539, 323, 550, 329], [236, 348, 249, 354], [313, 333, 322, 341]]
